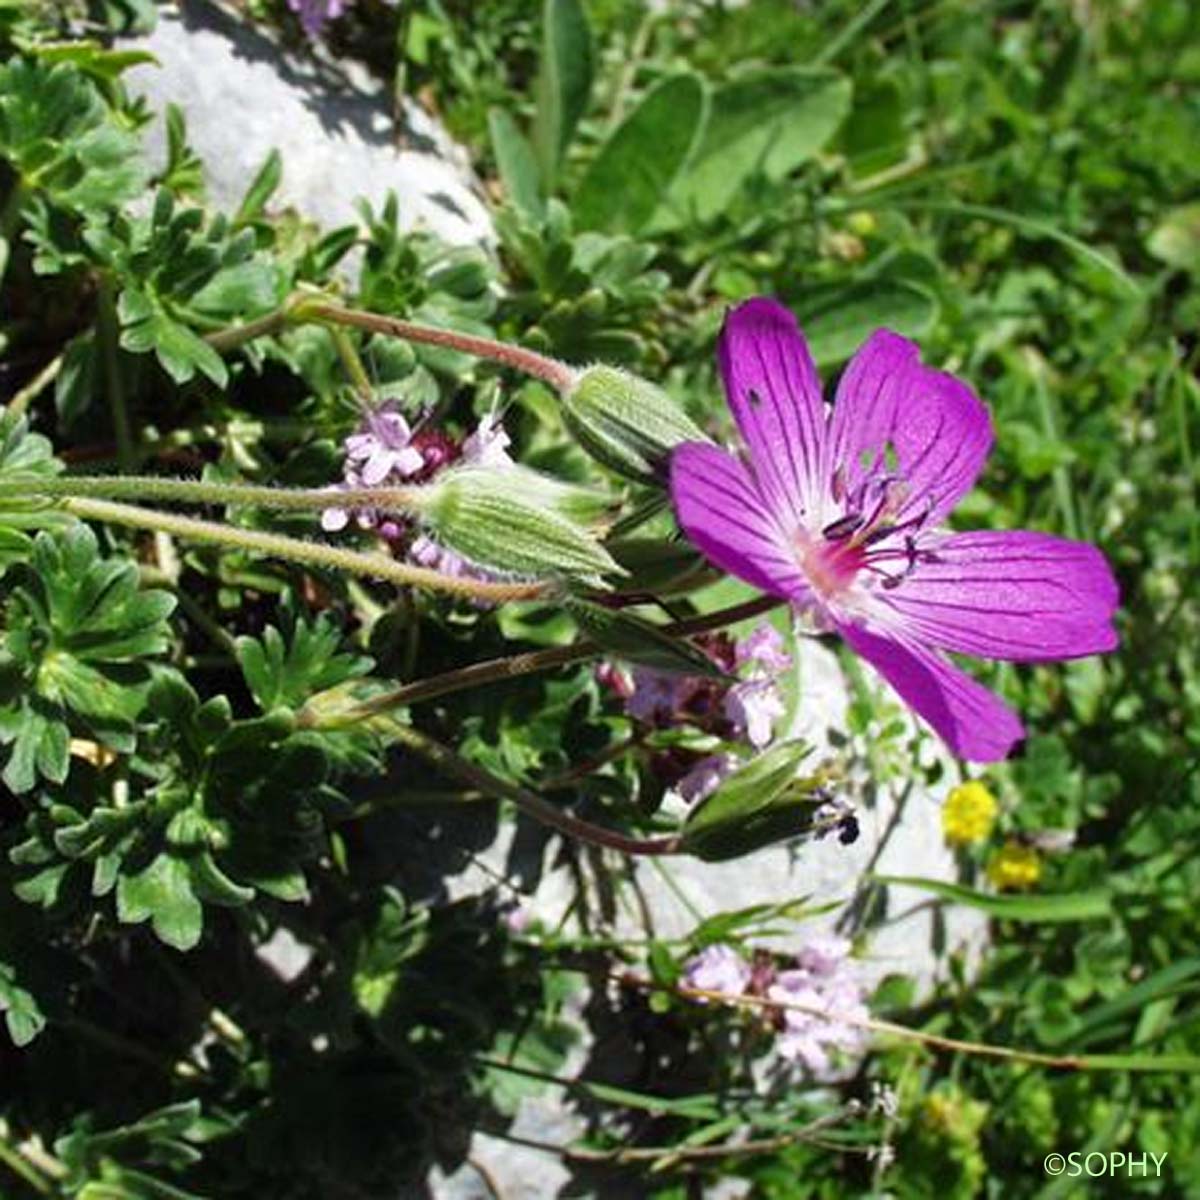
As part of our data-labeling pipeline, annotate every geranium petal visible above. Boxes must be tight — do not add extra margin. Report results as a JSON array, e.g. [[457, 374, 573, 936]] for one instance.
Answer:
[[838, 621, 1024, 762], [670, 442, 811, 603], [718, 298, 827, 524], [825, 330, 993, 527], [876, 530, 1119, 661]]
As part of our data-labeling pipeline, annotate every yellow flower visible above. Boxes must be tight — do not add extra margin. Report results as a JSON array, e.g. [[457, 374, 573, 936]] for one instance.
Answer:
[[986, 841, 1042, 891], [941, 781, 998, 846], [847, 210, 878, 236]]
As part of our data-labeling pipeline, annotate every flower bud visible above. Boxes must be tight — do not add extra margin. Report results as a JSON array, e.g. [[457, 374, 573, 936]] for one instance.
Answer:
[[420, 466, 624, 588], [680, 740, 821, 862], [561, 365, 707, 484]]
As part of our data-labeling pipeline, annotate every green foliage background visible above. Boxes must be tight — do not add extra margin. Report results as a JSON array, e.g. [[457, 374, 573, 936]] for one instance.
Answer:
[[1, 0, 1198, 1196]]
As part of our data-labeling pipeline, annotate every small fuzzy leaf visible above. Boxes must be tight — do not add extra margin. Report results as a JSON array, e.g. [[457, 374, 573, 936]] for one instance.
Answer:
[[117, 852, 204, 951], [237, 614, 372, 713], [119, 302, 229, 387], [188, 260, 284, 318], [236, 148, 283, 225], [0, 963, 46, 1047], [189, 851, 255, 908]]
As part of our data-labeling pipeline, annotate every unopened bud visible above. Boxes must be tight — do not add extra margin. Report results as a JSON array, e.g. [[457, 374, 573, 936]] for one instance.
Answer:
[[562, 365, 707, 484], [421, 466, 624, 588]]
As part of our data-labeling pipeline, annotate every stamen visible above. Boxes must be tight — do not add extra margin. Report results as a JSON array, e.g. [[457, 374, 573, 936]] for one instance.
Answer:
[[822, 513, 864, 541], [862, 523, 897, 547], [831, 466, 847, 505]]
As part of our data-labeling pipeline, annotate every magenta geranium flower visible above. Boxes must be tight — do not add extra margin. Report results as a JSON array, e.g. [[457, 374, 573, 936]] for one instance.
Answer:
[[669, 298, 1120, 762]]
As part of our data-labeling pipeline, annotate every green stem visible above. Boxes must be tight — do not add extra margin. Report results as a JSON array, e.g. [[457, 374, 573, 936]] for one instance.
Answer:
[[173, 587, 239, 655], [305, 594, 781, 727], [297, 301, 580, 393], [623, 973, 1089, 1069], [63, 496, 550, 603], [1169, 360, 1197, 566], [0, 1129, 52, 1197], [62, 1015, 201, 1079], [0, 180, 24, 239], [606, 11, 659, 129], [1032, 367, 1081, 540], [0, 473, 425, 516], [810, 0, 893, 65], [204, 306, 293, 353], [393, 724, 681, 857], [623, 973, 1200, 1073], [204, 296, 579, 392], [540, 733, 643, 791], [330, 326, 375, 407], [4, 353, 62, 421], [97, 277, 134, 472]]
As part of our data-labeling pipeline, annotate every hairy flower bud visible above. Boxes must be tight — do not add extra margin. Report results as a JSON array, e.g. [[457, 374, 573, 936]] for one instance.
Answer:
[[418, 466, 623, 588], [562, 365, 707, 484]]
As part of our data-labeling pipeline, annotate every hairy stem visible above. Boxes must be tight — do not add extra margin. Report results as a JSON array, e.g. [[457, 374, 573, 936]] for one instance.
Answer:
[[298, 301, 579, 393], [621, 975, 1190, 1072], [0, 473, 424, 515], [5, 353, 62, 421], [393, 724, 681, 857], [305, 595, 782, 727], [63, 497, 550, 603], [330, 326, 376, 407], [203, 295, 578, 391], [204, 306, 292, 353]]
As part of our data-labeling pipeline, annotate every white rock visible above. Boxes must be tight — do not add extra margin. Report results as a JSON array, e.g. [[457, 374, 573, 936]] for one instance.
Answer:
[[623, 636, 989, 997], [122, 2, 493, 246], [447, 636, 987, 996], [433, 636, 989, 1196]]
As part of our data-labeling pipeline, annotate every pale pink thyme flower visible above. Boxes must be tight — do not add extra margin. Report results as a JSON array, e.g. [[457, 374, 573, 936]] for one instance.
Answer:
[[682, 944, 752, 1001], [462, 411, 513, 468], [321, 406, 426, 534], [769, 937, 869, 1074], [321, 406, 514, 592], [723, 622, 790, 749], [622, 622, 791, 751], [288, 0, 348, 38], [675, 753, 739, 805]]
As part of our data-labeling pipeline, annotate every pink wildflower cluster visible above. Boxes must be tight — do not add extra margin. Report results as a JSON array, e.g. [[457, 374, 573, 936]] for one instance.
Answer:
[[321, 406, 512, 582], [682, 936, 868, 1074], [287, 0, 348, 38], [598, 622, 791, 803]]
